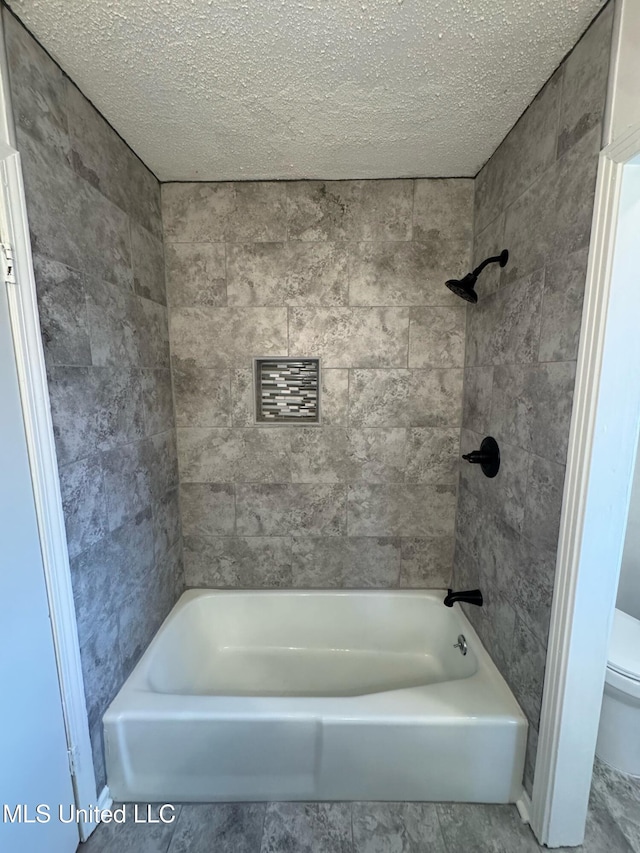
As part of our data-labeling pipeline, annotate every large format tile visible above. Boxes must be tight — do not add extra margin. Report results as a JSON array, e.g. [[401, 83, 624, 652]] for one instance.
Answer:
[[288, 307, 409, 368], [69, 511, 155, 654], [286, 179, 413, 242], [153, 486, 181, 561], [131, 222, 166, 305], [321, 369, 349, 426], [165, 242, 227, 307], [86, 278, 141, 367], [227, 242, 348, 306], [162, 182, 233, 242], [487, 515, 557, 647], [49, 366, 145, 467], [291, 537, 401, 587], [502, 165, 557, 286], [551, 125, 601, 259], [168, 803, 264, 853], [408, 306, 466, 368], [347, 483, 456, 537], [147, 430, 179, 502], [32, 254, 91, 368], [136, 298, 170, 369], [82, 804, 181, 853], [465, 270, 544, 367], [348, 242, 464, 308], [230, 368, 256, 426], [77, 609, 124, 733], [495, 69, 563, 214], [141, 369, 175, 436], [66, 80, 132, 214], [101, 439, 153, 531], [170, 307, 287, 370], [405, 428, 459, 484], [412, 178, 473, 267], [180, 483, 236, 537], [590, 758, 640, 853], [126, 148, 163, 238], [522, 454, 566, 551], [162, 182, 286, 243], [539, 248, 588, 362], [399, 536, 454, 587], [507, 616, 548, 728], [4, 9, 70, 167], [225, 182, 287, 242], [177, 427, 291, 483], [462, 367, 493, 434], [579, 789, 638, 853], [172, 365, 231, 427], [290, 428, 406, 484], [184, 536, 292, 587], [236, 484, 347, 536], [490, 362, 576, 463], [557, 3, 613, 158], [349, 368, 463, 428], [353, 801, 447, 853], [459, 429, 528, 534], [59, 456, 108, 559], [472, 213, 505, 297], [261, 802, 352, 853], [436, 803, 541, 853], [19, 130, 133, 289]]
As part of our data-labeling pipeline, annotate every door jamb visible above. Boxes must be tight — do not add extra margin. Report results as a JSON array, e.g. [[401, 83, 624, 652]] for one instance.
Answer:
[[0, 13, 104, 842], [531, 124, 640, 847]]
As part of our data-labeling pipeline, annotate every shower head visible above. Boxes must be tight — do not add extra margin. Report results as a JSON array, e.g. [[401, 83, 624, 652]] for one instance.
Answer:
[[446, 249, 509, 304], [445, 272, 479, 303]]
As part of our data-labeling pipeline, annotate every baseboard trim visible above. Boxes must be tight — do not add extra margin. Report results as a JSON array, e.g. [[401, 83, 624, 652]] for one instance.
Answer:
[[517, 790, 533, 824], [97, 785, 113, 812]]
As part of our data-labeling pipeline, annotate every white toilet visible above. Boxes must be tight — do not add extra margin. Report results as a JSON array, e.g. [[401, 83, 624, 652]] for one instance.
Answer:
[[596, 607, 640, 776]]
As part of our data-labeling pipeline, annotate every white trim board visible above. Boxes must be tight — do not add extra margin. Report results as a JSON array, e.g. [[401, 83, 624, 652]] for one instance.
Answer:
[[531, 126, 640, 847], [0, 15, 98, 844]]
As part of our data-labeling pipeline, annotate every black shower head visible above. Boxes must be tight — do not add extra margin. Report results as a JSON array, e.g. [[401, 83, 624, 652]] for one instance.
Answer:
[[445, 272, 479, 303], [446, 249, 509, 304]]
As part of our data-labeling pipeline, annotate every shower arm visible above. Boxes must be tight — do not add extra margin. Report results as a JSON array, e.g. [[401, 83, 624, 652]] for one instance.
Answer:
[[471, 253, 505, 278]]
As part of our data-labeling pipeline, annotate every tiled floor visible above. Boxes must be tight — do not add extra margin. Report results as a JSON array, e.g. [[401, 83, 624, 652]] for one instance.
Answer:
[[77, 794, 637, 853]]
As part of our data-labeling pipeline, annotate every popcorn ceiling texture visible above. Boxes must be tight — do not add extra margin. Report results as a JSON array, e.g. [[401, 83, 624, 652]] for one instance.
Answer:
[[7, 0, 604, 181]]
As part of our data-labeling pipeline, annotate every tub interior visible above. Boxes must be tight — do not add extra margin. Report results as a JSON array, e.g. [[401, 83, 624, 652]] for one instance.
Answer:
[[146, 592, 478, 697]]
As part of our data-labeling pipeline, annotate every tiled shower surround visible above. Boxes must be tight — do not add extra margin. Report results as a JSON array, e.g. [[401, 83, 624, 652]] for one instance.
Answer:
[[6, 0, 624, 828], [452, 4, 615, 794], [162, 178, 473, 588], [4, 10, 183, 792]]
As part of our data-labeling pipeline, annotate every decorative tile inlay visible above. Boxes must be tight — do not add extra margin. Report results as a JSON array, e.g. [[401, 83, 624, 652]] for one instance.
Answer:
[[255, 358, 320, 423]]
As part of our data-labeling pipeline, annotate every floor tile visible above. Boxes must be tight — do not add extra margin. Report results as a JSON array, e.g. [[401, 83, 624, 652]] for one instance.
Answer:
[[167, 804, 265, 853], [353, 802, 447, 853], [261, 802, 352, 853], [82, 803, 180, 853], [436, 803, 540, 853]]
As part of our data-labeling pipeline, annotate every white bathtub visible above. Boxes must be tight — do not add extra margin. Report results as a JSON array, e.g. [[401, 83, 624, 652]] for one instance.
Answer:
[[104, 589, 527, 803]]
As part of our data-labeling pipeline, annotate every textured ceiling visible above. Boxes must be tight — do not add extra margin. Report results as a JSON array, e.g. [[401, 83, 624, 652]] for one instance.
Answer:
[[7, 0, 604, 181]]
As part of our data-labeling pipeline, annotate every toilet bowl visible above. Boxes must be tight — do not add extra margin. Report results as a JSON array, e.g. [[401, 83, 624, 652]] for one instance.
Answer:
[[596, 608, 640, 776]]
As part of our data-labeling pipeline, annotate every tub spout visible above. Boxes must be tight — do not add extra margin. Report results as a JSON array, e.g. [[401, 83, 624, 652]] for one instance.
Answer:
[[443, 588, 483, 607]]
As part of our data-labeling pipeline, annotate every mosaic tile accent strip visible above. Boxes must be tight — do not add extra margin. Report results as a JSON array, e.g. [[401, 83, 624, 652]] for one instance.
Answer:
[[255, 358, 320, 423]]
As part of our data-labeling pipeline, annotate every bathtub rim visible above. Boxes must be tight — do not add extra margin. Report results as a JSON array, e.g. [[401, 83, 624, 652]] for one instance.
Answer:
[[104, 588, 527, 726]]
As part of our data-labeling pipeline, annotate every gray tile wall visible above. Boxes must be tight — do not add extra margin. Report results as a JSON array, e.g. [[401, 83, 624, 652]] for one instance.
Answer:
[[162, 178, 473, 589], [453, 3, 615, 795], [4, 10, 184, 792]]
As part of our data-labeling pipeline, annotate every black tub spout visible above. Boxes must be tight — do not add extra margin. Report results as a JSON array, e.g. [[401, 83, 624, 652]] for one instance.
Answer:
[[443, 588, 483, 607]]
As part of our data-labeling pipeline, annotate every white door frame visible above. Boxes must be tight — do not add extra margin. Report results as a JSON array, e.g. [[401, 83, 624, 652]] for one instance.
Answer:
[[530, 123, 640, 847], [0, 14, 104, 842]]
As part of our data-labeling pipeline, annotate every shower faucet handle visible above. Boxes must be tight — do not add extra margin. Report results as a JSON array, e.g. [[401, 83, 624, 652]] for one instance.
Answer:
[[461, 436, 500, 479]]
